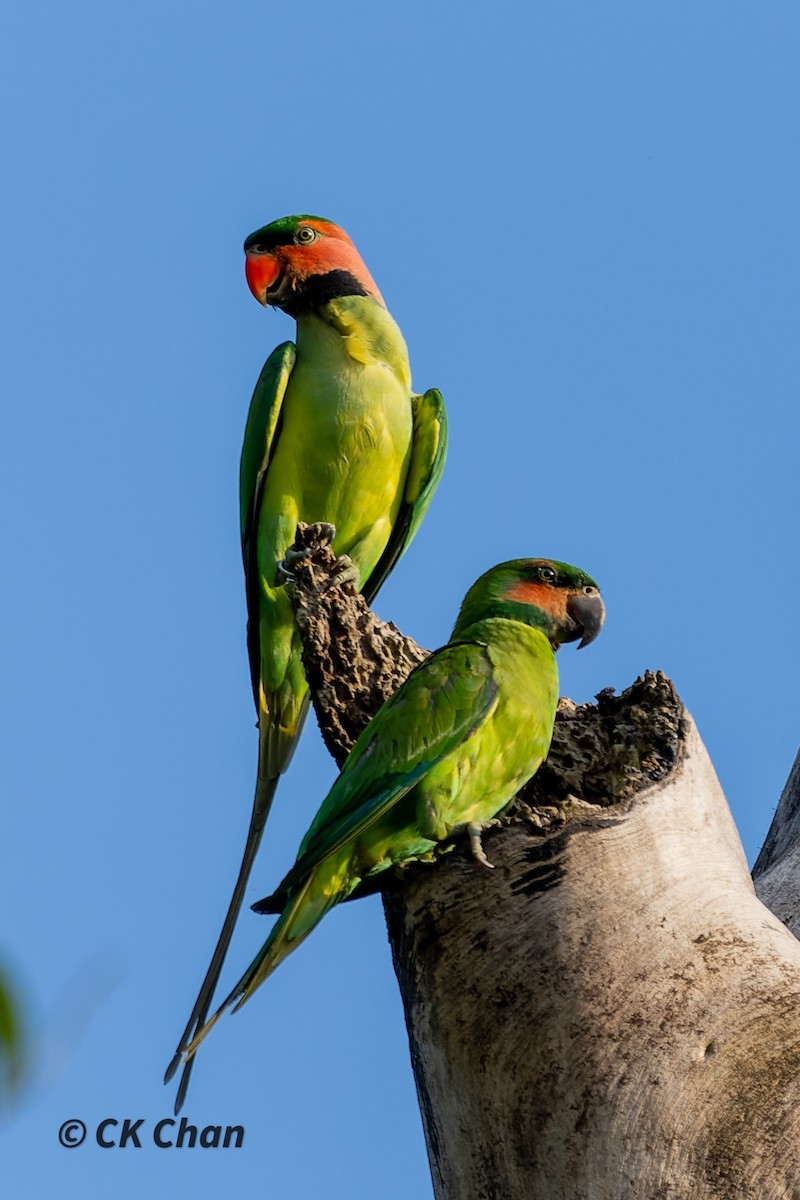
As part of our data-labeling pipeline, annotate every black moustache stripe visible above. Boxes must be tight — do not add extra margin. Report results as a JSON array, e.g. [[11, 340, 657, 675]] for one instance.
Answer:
[[279, 269, 370, 315]]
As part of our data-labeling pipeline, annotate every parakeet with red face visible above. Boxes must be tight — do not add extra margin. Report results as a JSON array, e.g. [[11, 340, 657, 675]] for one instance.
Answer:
[[178, 558, 604, 1069], [166, 215, 446, 1110]]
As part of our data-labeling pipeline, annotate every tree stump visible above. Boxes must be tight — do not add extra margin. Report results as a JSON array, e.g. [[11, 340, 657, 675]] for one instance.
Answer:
[[287, 524, 800, 1200]]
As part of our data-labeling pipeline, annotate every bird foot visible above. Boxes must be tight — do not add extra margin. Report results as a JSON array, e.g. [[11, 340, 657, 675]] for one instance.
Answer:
[[278, 523, 339, 582], [467, 819, 502, 869], [276, 557, 302, 583], [304, 521, 337, 548], [302, 520, 335, 549], [323, 553, 360, 596]]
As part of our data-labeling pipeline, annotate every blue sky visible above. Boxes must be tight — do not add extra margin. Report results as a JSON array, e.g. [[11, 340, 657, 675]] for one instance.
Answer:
[[2, 2, 798, 1193]]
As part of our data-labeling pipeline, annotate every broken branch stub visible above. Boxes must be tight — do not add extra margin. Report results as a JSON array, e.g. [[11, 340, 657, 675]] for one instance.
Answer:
[[287, 522, 428, 766]]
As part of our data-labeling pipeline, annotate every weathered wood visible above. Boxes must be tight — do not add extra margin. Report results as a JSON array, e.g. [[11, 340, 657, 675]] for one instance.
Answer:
[[287, 524, 800, 1200], [290, 522, 427, 766], [386, 717, 800, 1200], [753, 750, 800, 938]]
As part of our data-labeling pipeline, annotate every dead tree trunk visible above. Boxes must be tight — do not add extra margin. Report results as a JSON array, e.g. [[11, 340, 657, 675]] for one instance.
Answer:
[[753, 750, 800, 939], [289, 525, 800, 1200]]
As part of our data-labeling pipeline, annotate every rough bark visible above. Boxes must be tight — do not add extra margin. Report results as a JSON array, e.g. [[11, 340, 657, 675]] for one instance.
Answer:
[[753, 750, 800, 939], [288, 524, 800, 1200]]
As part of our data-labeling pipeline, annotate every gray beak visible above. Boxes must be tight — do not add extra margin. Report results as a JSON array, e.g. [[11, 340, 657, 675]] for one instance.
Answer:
[[567, 589, 606, 649]]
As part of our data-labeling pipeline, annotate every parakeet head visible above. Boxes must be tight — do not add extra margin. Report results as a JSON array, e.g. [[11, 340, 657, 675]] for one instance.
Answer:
[[243, 215, 384, 316], [453, 559, 605, 650]]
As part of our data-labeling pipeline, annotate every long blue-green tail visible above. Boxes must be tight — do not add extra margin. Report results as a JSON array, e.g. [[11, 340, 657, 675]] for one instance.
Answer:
[[182, 867, 340, 1063], [164, 769, 278, 1113], [165, 694, 309, 1114]]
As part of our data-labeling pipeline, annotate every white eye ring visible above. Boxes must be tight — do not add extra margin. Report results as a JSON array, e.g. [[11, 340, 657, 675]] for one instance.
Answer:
[[295, 226, 317, 245]]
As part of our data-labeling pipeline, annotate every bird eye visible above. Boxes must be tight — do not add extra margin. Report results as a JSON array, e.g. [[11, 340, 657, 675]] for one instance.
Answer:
[[295, 226, 318, 245], [249, 243, 268, 255], [539, 566, 557, 583]]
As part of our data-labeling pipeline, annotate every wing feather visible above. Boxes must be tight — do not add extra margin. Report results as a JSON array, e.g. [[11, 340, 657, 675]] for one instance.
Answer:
[[238, 341, 296, 706], [362, 388, 447, 604], [270, 640, 497, 899]]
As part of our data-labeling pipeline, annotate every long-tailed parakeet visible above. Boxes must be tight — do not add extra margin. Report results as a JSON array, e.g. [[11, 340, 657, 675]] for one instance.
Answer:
[[166, 215, 446, 1109], [180, 557, 604, 1069]]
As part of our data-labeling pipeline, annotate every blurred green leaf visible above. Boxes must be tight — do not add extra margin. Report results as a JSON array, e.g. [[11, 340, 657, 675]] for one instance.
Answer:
[[0, 968, 25, 1098]]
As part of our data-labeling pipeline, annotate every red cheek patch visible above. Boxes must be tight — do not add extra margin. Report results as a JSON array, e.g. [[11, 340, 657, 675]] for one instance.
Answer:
[[505, 581, 565, 617], [245, 253, 281, 302]]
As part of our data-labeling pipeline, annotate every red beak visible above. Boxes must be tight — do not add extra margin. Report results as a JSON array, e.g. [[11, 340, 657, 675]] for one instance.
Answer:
[[245, 253, 281, 305]]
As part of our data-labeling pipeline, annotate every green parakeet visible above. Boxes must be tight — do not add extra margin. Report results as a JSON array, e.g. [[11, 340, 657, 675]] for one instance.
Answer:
[[166, 215, 446, 1109], [180, 557, 604, 1066]]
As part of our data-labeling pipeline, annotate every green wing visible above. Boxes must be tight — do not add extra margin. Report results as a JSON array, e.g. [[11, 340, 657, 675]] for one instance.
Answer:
[[362, 388, 447, 604], [186, 640, 497, 1044], [267, 639, 498, 901], [238, 341, 296, 707]]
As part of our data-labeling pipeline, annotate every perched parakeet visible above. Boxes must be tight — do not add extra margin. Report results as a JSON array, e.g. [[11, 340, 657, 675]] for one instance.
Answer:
[[166, 215, 446, 1109], [181, 558, 604, 1064]]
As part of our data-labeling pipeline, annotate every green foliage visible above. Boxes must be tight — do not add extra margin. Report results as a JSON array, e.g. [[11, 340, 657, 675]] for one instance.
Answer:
[[0, 966, 24, 1101]]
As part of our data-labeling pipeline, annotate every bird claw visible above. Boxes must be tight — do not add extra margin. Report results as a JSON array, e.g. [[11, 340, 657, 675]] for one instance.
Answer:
[[276, 524, 357, 593], [323, 553, 359, 595], [278, 523, 339, 583], [276, 558, 299, 583], [468, 820, 501, 869], [311, 521, 337, 547]]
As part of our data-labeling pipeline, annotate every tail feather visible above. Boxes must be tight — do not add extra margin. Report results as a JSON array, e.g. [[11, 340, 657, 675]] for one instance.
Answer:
[[184, 874, 334, 1060], [265, 691, 310, 778], [166, 695, 310, 1113], [164, 771, 279, 1113]]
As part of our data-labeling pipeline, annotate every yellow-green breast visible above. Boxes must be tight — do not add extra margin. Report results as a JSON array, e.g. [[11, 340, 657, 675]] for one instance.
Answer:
[[257, 295, 414, 588]]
